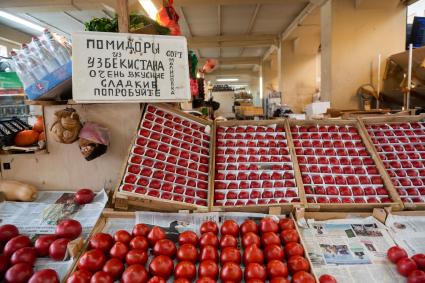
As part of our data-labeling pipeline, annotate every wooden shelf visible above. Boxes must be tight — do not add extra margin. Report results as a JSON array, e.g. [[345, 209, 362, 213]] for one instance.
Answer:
[[24, 99, 75, 106]]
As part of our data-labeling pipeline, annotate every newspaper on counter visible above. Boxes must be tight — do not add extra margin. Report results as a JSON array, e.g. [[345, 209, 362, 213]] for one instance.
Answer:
[[385, 213, 425, 255], [0, 190, 108, 280], [300, 216, 404, 283]]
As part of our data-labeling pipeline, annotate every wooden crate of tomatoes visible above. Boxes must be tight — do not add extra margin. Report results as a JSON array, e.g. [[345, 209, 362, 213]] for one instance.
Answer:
[[66, 210, 320, 283]]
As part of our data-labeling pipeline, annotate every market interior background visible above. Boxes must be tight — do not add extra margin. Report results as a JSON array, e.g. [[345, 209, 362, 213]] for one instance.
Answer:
[[0, 0, 423, 190]]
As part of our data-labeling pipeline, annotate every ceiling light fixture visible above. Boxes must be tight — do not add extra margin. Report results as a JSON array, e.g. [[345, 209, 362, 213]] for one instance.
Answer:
[[216, 78, 239, 82], [0, 11, 44, 32], [138, 0, 158, 20]]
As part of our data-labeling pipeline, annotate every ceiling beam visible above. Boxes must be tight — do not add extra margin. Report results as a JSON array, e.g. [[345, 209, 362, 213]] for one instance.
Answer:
[[174, 0, 309, 6], [188, 34, 277, 48], [206, 69, 259, 76], [0, 0, 116, 12], [199, 57, 262, 65], [239, 3, 261, 56]]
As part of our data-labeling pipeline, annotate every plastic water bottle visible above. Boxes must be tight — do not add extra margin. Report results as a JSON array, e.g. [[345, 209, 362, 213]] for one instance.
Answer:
[[18, 48, 47, 81], [41, 29, 70, 65], [10, 51, 35, 88], [31, 37, 60, 72]]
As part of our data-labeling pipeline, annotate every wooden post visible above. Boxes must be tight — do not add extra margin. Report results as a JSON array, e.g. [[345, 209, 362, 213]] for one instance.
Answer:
[[117, 0, 129, 33]]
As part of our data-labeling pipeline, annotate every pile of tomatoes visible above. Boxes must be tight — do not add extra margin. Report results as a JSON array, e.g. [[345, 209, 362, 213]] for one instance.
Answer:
[[387, 246, 425, 283], [0, 219, 83, 283], [67, 217, 318, 283]]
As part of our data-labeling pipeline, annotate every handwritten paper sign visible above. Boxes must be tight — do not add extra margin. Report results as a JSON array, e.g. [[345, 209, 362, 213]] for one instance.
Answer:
[[72, 31, 190, 103]]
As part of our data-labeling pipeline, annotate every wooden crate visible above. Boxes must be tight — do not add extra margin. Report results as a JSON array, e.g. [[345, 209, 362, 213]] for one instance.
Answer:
[[288, 119, 403, 212], [112, 103, 214, 212], [358, 114, 425, 211], [211, 119, 306, 213]]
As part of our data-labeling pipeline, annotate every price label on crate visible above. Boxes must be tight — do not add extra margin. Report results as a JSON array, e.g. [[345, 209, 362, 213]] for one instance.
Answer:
[[72, 31, 190, 103]]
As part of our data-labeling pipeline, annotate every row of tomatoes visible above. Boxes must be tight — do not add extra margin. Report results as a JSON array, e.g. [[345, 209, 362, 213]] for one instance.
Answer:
[[387, 246, 425, 283], [0, 219, 83, 283], [68, 217, 336, 283]]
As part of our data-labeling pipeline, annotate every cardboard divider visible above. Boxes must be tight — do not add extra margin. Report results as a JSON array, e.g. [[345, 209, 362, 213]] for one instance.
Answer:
[[288, 119, 403, 212], [358, 114, 425, 211]]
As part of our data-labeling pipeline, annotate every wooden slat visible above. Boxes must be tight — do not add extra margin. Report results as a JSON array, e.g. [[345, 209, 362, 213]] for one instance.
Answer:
[[117, 0, 129, 33]]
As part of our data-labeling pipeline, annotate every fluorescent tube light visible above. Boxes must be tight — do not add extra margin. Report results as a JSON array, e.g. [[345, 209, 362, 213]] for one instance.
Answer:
[[0, 11, 44, 32], [139, 0, 158, 20], [216, 78, 239, 82]]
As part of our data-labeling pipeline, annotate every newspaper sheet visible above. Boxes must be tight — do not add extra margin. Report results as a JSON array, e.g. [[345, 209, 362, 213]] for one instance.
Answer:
[[0, 190, 108, 280], [300, 216, 404, 283], [385, 214, 425, 255]]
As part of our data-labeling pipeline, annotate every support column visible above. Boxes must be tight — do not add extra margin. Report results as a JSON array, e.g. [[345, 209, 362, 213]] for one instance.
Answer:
[[321, 0, 406, 109]]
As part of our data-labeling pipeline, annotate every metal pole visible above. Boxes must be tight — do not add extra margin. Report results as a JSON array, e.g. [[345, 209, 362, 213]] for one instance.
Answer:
[[407, 43, 413, 110]]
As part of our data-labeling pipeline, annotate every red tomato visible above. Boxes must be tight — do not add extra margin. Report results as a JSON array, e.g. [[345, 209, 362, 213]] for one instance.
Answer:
[[66, 270, 92, 283], [220, 247, 241, 264], [246, 280, 264, 283], [35, 235, 57, 256], [109, 242, 128, 260], [55, 219, 82, 240], [245, 262, 266, 281], [267, 260, 288, 278], [174, 261, 196, 280], [288, 255, 310, 273], [147, 227, 166, 246], [200, 245, 218, 262], [5, 263, 33, 282], [90, 271, 113, 283], [278, 218, 295, 231], [200, 221, 218, 235], [89, 233, 113, 252], [260, 218, 279, 234], [0, 254, 9, 277], [102, 258, 124, 279], [242, 232, 261, 248], [220, 262, 242, 282], [221, 220, 239, 237], [153, 239, 176, 258], [74, 189, 94, 205], [198, 260, 218, 279], [285, 242, 304, 257], [319, 274, 338, 283], [126, 249, 148, 265], [292, 271, 316, 283], [177, 244, 198, 263], [408, 270, 425, 283], [280, 229, 299, 244], [28, 269, 59, 283], [243, 244, 264, 265], [0, 224, 19, 243], [196, 278, 215, 283], [240, 219, 258, 236], [264, 244, 284, 262], [132, 224, 150, 237], [220, 234, 238, 249], [178, 231, 198, 246], [387, 246, 408, 264], [113, 230, 131, 244], [261, 232, 280, 246], [174, 279, 190, 283], [199, 232, 219, 249], [11, 247, 37, 265], [270, 277, 290, 283], [49, 238, 70, 261], [122, 264, 148, 283], [78, 249, 107, 272], [147, 276, 166, 283], [149, 255, 174, 279], [412, 254, 425, 269], [3, 235, 31, 256], [130, 236, 149, 250], [397, 257, 417, 277]]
